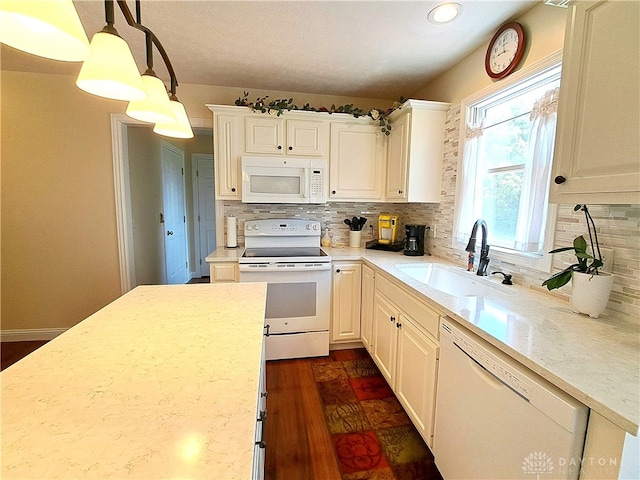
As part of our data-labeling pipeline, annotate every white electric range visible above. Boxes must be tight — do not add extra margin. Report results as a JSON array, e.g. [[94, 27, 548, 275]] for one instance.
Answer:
[[238, 219, 331, 361]]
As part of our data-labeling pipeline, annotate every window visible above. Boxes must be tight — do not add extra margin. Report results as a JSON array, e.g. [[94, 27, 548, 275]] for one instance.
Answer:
[[454, 52, 562, 271]]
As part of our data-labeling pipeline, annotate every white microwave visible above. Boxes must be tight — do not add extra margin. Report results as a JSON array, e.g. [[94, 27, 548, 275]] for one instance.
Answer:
[[241, 156, 327, 204]]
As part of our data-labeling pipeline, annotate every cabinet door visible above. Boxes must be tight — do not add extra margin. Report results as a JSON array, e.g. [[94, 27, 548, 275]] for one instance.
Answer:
[[396, 314, 439, 447], [329, 123, 385, 200], [372, 293, 398, 385], [245, 116, 284, 155], [385, 112, 409, 201], [331, 262, 362, 342], [360, 264, 375, 353], [550, 0, 640, 204], [214, 114, 240, 199], [287, 119, 328, 157], [210, 263, 238, 283]]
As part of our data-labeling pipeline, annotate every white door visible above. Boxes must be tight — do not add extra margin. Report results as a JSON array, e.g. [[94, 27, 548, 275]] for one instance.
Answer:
[[193, 154, 216, 277], [161, 142, 189, 284]]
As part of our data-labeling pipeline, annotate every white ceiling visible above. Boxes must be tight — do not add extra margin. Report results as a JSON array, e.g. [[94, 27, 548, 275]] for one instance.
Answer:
[[1, 0, 540, 100]]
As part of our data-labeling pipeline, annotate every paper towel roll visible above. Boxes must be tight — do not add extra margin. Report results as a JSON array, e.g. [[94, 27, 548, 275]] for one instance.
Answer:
[[226, 214, 237, 248]]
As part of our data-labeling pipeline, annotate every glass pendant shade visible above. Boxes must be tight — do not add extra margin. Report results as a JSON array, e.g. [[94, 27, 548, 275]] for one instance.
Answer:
[[0, 0, 90, 61], [153, 100, 194, 139], [126, 75, 175, 124], [76, 31, 146, 101]]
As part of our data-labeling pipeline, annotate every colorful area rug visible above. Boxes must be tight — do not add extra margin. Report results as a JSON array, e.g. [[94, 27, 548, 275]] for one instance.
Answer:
[[312, 352, 442, 480]]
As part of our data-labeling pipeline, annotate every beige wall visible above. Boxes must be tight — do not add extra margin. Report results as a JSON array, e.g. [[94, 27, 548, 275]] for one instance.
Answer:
[[413, 3, 567, 104], [0, 69, 391, 333]]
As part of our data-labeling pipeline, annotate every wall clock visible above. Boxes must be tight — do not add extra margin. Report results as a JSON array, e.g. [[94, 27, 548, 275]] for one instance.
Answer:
[[485, 22, 526, 79]]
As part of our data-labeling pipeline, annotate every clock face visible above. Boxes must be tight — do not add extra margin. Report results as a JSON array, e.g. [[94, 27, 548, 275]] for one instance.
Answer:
[[485, 22, 526, 79], [489, 28, 519, 74]]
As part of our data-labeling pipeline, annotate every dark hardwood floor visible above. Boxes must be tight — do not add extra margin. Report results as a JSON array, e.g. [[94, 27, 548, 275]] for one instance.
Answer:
[[1, 341, 48, 371]]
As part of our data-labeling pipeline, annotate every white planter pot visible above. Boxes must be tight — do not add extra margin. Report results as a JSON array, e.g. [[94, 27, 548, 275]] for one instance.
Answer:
[[571, 271, 614, 319]]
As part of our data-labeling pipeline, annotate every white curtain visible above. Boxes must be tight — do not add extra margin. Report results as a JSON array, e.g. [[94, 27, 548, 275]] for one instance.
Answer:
[[513, 88, 560, 253], [455, 123, 484, 244]]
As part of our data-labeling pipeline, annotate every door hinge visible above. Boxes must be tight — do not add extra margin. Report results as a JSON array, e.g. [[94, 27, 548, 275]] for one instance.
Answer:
[[181, 167, 184, 175], [186, 261, 188, 268], [198, 215, 200, 222], [183, 216, 186, 223], [160, 212, 164, 224], [199, 259, 202, 265]]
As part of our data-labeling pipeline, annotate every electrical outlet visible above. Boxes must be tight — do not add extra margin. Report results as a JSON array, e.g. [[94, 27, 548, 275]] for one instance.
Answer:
[[596, 247, 614, 273]]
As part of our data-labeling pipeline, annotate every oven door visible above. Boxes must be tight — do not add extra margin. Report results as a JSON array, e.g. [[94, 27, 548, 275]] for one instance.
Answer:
[[239, 262, 331, 360]]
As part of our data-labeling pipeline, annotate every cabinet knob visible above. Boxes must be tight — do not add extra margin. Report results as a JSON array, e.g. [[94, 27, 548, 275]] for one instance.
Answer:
[[167, 230, 173, 236], [277, 145, 282, 150], [288, 146, 293, 151], [336, 269, 341, 273], [331, 190, 336, 195], [398, 190, 403, 194], [231, 187, 236, 192], [390, 316, 395, 322], [396, 322, 402, 329], [554, 175, 566, 185]]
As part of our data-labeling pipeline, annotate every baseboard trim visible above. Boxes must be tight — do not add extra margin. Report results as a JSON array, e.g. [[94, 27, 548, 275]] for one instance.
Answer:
[[330, 341, 364, 351], [0, 328, 67, 342]]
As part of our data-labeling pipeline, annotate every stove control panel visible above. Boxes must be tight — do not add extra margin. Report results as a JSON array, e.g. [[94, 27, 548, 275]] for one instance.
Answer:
[[245, 219, 322, 236]]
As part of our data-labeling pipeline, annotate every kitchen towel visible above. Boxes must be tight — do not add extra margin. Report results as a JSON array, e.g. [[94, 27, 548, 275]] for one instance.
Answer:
[[226, 214, 237, 248]]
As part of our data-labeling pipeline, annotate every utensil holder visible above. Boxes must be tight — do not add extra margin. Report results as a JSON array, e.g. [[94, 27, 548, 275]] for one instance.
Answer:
[[349, 230, 361, 248]]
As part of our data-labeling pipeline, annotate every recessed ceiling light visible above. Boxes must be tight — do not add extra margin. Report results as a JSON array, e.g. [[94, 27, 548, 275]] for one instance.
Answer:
[[427, 3, 462, 24]]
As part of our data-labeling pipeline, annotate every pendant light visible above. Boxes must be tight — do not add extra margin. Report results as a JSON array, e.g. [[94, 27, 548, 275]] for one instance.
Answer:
[[153, 94, 194, 139], [125, 32, 174, 124], [0, 0, 90, 61], [76, 0, 146, 101]]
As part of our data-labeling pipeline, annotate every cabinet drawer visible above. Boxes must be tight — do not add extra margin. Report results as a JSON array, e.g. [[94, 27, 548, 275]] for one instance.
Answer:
[[377, 274, 439, 339]]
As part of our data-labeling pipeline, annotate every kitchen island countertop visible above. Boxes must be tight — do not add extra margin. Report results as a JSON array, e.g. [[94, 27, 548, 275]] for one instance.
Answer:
[[1, 283, 267, 479]]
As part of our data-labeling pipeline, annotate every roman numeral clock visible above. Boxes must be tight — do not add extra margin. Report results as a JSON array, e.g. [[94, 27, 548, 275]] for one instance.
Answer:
[[485, 22, 527, 79]]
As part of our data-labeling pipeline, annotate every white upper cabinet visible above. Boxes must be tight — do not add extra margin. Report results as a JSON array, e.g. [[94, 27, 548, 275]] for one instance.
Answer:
[[329, 121, 386, 201], [245, 116, 328, 157], [550, 0, 640, 204], [213, 112, 241, 200], [385, 100, 450, 203]]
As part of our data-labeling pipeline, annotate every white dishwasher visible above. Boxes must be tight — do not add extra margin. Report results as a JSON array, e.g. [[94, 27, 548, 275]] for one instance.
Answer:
[[434, 319, 588, 480]]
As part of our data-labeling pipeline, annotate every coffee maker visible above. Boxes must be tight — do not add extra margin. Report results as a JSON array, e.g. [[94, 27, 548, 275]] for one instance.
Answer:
[[404, 224, 427, 256]]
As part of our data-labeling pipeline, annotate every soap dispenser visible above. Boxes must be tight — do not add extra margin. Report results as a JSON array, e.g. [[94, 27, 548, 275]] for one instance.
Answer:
[[321, 227, 332, 247]]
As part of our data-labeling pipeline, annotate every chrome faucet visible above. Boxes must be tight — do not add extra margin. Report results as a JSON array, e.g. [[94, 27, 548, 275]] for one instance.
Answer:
[[465, 219, 490, 276]]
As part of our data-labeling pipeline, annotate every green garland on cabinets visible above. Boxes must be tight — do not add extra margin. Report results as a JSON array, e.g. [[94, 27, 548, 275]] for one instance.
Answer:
[[234, 91, 405, 135]]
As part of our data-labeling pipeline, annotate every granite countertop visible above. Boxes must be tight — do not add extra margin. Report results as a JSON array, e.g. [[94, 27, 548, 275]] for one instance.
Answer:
[[328, 246, 639, 435], [204, 245, 639, 435], [1, 283, 267, 479]]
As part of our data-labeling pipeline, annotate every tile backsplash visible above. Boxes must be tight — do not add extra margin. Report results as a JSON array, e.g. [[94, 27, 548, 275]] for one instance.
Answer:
[[222, 104, 640, 319]]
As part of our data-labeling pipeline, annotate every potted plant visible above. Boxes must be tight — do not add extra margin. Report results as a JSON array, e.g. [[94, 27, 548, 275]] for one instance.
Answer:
[[543, 204, 614, 318]]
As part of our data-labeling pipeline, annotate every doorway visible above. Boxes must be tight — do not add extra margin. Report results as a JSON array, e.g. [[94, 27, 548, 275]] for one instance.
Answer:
[[161, 141, 189, 284], [191, 153, 216, 277], [111, 114, 222, 293]]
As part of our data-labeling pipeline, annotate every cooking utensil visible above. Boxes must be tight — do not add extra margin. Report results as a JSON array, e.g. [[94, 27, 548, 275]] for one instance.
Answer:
[[358, 217, 367, 230], [344, 219, 352, 229]]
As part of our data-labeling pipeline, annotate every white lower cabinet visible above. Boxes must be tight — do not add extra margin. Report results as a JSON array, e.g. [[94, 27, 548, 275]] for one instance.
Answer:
[[331, 262, 362, 343], [371, 273, 440, 447], [395, 314, 439, 445], [252, 333, 268, 480], [209, 262, 238, 283], [360, 264, 375, 353]]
